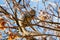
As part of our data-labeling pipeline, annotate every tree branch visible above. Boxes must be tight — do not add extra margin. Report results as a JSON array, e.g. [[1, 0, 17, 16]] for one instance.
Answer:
[[18, 0, 21, 3], [0, 26, 18, 29], [39, 20, 60, 24], [25, 34, 60, 37], [6, 0, 14, 14], [30, 24, 60, 32]]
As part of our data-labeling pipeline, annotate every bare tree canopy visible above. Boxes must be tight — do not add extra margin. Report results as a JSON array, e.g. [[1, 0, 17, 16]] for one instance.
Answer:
[[0, 0, 60, 40]]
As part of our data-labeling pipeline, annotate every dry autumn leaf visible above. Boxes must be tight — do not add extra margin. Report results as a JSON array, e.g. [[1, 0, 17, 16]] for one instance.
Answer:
[[0, 17, 6, 30]]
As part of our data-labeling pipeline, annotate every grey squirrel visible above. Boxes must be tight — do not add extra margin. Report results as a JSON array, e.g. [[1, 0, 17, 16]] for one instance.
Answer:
[[21, 9, 36, 26]]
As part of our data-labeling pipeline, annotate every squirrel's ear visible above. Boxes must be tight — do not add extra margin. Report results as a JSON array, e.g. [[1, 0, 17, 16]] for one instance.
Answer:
[[30, 9, 36, 15]]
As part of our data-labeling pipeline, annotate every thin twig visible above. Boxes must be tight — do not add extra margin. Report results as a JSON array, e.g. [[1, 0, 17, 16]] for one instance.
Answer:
[[30, 24, 60, 32], [6, 0, 14, 14]]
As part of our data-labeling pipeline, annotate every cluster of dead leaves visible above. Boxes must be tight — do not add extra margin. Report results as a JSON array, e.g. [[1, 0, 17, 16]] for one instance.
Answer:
[[39, 10, 50, 21], [0, 17, 19, 40], [0, 17, 6, 30]]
